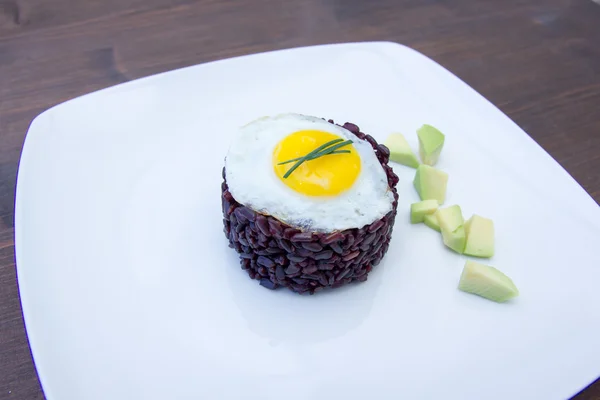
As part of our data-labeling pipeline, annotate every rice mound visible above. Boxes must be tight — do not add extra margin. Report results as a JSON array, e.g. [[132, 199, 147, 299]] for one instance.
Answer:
[[221, 120, 399, 294]]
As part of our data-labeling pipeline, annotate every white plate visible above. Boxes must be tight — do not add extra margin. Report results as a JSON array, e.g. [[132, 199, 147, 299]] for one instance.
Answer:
[[15, 42, 600, 400]]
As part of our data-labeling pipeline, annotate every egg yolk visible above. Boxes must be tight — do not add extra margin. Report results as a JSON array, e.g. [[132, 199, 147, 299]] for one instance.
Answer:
[[273, 130, 361, 196]]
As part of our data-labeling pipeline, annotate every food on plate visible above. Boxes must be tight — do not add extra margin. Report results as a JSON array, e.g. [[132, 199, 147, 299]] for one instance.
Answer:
[[401, 123, 513, 301], [410, 200, 439, 224], [417, 124, 445, 166], [437, 205, 466, 254], [423, 213, 441, 232], [464, 215, 495, 258], [458, 260, 519, 302], [384, 133, 419, 168], [221, 114, 399, 294], [413, 164, 448, 204]]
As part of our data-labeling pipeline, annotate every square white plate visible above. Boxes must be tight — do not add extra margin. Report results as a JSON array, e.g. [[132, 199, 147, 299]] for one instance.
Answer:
[[16, 42, 600, 400]]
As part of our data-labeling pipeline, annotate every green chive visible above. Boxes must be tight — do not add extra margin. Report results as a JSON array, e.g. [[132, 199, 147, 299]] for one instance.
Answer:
[[277, 150, 351, 165], [314, 140, 354, 157], [281, 138, 344, 179], [281, 139, 354, 179]]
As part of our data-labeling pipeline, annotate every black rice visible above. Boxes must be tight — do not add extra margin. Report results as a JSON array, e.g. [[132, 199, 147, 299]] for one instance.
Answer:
[[221, 119, 399, 294]]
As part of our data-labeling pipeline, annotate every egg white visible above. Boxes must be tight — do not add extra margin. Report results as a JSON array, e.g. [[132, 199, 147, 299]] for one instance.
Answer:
[[224, 113, 394, 232]]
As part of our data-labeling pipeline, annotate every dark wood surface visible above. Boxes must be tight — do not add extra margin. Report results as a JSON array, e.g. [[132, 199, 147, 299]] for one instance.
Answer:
[[1, 0, 599, 398]]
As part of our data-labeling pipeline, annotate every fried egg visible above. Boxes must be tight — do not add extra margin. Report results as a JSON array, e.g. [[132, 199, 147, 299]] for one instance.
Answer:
[[224, 114, 394, 231]]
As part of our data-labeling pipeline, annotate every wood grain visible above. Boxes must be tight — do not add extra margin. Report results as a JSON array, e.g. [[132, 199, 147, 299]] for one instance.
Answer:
[[1, 0, 599, 399]]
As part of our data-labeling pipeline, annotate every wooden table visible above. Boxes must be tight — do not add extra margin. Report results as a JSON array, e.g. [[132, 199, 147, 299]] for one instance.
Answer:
[[1, 0, 599, 398]]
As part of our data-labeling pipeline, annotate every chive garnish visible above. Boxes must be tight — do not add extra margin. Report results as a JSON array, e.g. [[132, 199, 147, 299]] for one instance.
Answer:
[[277, 150, 351, 165], [279, 139, 354, 179], [314, 140, 354, 157]]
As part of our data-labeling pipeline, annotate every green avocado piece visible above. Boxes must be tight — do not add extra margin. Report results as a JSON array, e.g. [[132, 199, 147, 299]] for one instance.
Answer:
[[464, 215, 495, 258], [436, 205, 466, 254], [417, 124, 445, 166], [443, 226, 466, 254], [436, 205, 464, 232], [458, 260, 519, 303], [413, 165, 449, 204], [423, 212, 441, 232], [410, 200, 439, 224], [384, 133, 420, 168]]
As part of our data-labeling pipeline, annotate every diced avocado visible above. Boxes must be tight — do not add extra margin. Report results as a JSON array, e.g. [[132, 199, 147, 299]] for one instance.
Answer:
[[464, 215, 495, 258], [385, 133, 420, 168], [437, 205, 466, 254], [443, 226, 466, 254], [458, 260, 519, 303], [417, 124, 445, 166], [436, 205, 464, 233], [423, 212, 441, 232], [410, 200, 439, 224], [413, 165, 448, 204]]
